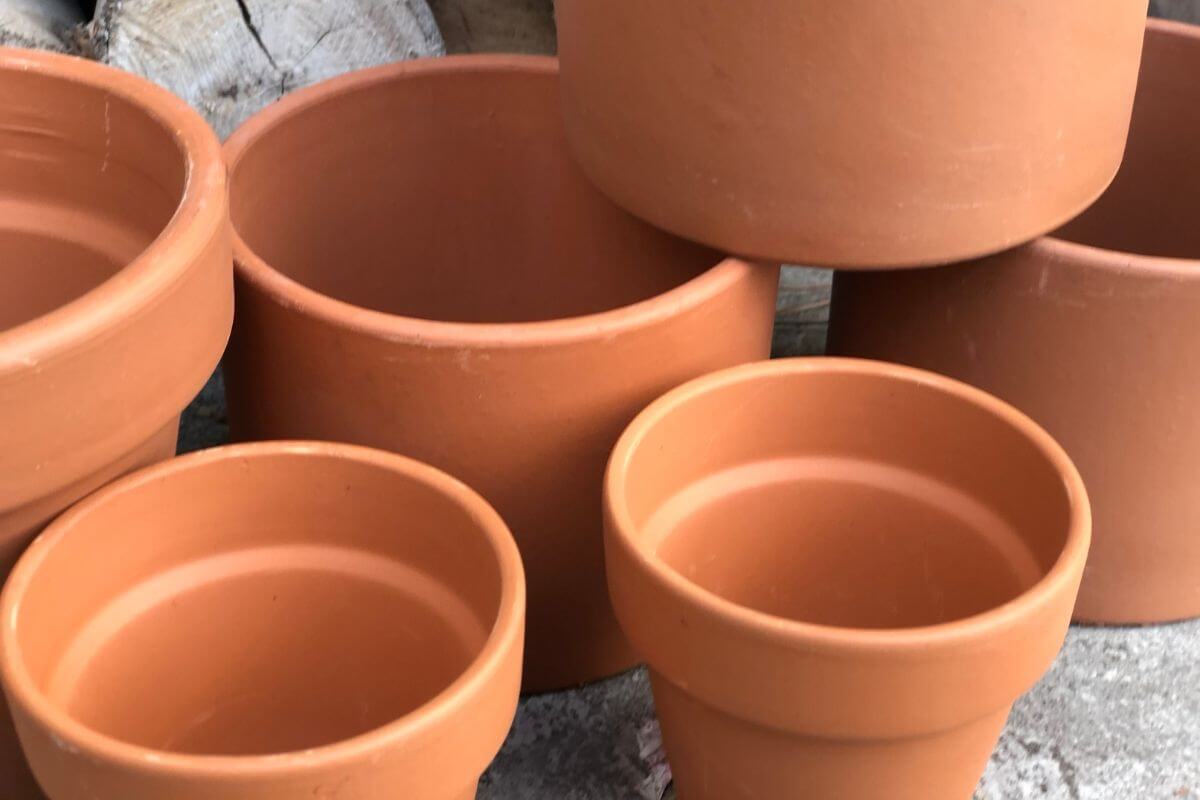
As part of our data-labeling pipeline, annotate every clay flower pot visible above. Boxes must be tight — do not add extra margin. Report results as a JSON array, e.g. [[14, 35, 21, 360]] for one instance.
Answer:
[[222, 55, 780, 692], [0, 441, 524, 800], [0, 48, 230, 797], [829, 19, 1200, 623], [604, 359, 1090, 800], [556, 0, 1149, 268]]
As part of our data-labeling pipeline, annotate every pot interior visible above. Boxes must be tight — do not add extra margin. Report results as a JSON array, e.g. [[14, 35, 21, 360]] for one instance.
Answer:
[[11, 448, 505, 756], [0, 63, 186, 331], [621, 365, 1076, 630], [229, 62, 721, 324], [1054, 24, 1200, 260]]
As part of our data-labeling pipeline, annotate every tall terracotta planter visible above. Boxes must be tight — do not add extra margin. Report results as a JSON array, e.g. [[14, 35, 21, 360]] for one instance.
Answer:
[[0, 48, 230, 797], [0, 442, 524, 800], [556, 0, 1149, 268], [604, 359, 1090, 799], [222, 55, 780, 691], [829, 19, 1200, 624]]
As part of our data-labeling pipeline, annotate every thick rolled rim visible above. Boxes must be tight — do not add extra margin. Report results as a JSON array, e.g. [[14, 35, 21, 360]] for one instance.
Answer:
[[0, 47, 226, 372], [0, 441, 525, 781], [224, 54, 769, 350], [604, 357, 1092, 658]]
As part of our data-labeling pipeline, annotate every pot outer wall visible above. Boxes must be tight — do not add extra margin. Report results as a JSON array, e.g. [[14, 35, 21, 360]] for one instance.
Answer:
[[828, 249, 1200, 624], [602, 359, 1089, 799], [827, 20, 1200, 624], [555, 0, 1149, 268], [0, 47, 232, 799], [224, 267, 780, 692]]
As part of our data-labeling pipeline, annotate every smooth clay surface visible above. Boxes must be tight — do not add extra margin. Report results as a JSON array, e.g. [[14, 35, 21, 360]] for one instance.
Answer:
[[0, 47, 230, 800], [829, 19, 1200, 624], [179, 365, 1200, 800], [1, 443, 524, 800], [603, 359, 1089, 799], [223, 55, 779, 692], [556, 0, 1149, 267]]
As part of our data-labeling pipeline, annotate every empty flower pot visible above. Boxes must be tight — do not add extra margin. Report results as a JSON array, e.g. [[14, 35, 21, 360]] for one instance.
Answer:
[[556, 0, 1149, 268], [222, 55, 780, 692], [829, 19, 1200, 624], [0, 48, 230, 797], [0, 441, 524, 800], [604, 358, 1090, 800]]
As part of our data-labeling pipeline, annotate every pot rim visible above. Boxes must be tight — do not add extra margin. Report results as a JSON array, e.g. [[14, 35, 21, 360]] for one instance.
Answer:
[[0, 47, 226, 372], [605, 357, 1091, 656], [1030, 18, 1199, 279], [224, 53, 767, 349], [0, 440, 525, 780]]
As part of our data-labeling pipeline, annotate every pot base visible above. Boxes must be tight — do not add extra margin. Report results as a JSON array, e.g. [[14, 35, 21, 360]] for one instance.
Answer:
[[653, 671, 1009, 800], [650, 457, 1041, 630]]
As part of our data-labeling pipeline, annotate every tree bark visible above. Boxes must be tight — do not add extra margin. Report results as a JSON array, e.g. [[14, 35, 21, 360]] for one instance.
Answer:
[[0, 0, 82, 50], [78, 0, 444, 138]]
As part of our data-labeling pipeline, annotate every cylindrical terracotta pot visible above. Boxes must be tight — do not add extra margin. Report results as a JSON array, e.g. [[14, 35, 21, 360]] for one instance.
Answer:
[[604, 359, 1090, 800], [829, 19, 1200, 624], [556, 0, 1149, 268], [0, 441, 524, 800], [222, 55, 780, 692], [0, 48, 230, 797]]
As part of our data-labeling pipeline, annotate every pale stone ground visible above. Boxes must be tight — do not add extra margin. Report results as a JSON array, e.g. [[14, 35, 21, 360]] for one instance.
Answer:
[[181, 270, 1199, 798]]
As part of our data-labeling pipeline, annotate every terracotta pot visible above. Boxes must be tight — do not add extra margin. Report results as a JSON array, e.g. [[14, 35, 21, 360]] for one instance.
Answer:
[[555, 0, 1149, 268], [829, 19, 1200, 624], [0, 441, 524, 800], [222, 54, 780, 692], [0, 48, 230, 797], [604, 358, 1090, 799]]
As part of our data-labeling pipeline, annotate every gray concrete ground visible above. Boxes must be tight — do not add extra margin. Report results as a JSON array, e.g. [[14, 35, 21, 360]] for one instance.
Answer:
[[183, 305, 1199, 799]]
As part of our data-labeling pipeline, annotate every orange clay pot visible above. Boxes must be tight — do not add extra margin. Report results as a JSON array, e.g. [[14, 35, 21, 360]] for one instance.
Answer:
[[0, 441, 524, 800], [556, 0, 1149, 268], [0, 48, 230, 797], [604, 359, 1090, 800], [222, 55, 780, 692], [829, 19, 1200, 624]]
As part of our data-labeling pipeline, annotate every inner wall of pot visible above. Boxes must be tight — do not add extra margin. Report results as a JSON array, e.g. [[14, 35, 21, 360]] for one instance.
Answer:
[[624, 369, 1074, 630], [0, 66, 185, 331], [229, 65, 720, 323], [1054, 25, 1200, 260], [13, 451, 504, 756]]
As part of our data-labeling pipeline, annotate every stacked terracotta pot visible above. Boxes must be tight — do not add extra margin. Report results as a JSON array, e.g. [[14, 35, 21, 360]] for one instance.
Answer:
[[0, 1, 1193, 798]]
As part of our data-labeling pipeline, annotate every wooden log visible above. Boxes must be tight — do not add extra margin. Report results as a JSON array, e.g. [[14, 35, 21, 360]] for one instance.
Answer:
[[773, 267, 832, 357], [78, 0, 445, 138], [0, 0, 82, 50], [1150, 0, 1200, 23], [429, 0, 555, 55]]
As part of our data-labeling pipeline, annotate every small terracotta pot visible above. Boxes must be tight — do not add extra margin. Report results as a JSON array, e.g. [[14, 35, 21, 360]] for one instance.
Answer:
[[556, 0, 1149, 268], [0, 48, 230, 797], [0, 441, 524, 800], [829, 19, 1200, 624], [222, 55, 780, 692], [604, 359, 1090, 799]]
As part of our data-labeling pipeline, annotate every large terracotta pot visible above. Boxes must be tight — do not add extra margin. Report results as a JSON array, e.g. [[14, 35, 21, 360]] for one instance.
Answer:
[[0, 442, 524, 800], [556, 0, 1149, 268], [829, 19, 1200, 624], [222, 54, 780, 691], [0, 48, 230, 797], [604, 359, 1090, 800]]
